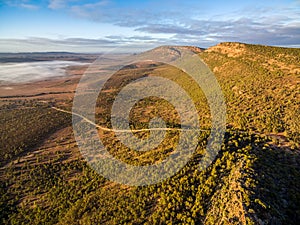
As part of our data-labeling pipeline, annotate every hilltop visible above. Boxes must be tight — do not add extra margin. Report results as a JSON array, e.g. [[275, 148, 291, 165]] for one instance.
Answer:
[[206, 42, 300, 73]]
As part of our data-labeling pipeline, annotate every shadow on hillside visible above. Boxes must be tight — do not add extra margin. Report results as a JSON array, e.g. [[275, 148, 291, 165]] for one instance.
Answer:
[[250, 143, 300, 225]]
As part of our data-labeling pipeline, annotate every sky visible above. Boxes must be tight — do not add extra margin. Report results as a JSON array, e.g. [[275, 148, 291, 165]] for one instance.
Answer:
[[0, 0, 299, 52]]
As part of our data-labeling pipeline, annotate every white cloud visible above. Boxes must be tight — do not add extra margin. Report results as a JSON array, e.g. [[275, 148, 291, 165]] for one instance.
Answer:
[[80, 0, 110, 8], [3, 0, 39, 10], [49, 0, 109, 10], [48, 0, 69, 9], [19, 3, 39, 10], [0, 37, 163, 53]]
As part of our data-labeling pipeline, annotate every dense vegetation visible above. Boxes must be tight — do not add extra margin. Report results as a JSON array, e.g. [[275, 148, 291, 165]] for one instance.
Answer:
[[1, 120, 299, 224], [0, 43, 299, 224], [0, 101, 71, 167], [202, 42, 300, 145]]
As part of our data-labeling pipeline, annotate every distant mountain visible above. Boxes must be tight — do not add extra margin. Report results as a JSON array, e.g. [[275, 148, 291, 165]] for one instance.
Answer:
[[0, 52, 99, 63]]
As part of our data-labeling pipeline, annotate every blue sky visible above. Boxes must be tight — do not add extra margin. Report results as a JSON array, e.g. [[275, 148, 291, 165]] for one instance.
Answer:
[[0, 0, 299, 52]]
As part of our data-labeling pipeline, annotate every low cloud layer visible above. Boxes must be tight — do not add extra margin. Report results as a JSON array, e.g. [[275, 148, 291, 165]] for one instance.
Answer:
[[135, 19, 300, 46], [0, 61, 87, 83], [0, 37, 170, 53]]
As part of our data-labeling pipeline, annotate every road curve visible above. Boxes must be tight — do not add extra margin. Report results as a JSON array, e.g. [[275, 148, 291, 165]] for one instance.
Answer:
[[51, 106, 208, 133]]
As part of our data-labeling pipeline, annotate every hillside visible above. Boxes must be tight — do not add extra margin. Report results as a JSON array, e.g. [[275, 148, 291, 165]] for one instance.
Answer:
[[202, 42, 300, 145], [0, 43, 299, 225]]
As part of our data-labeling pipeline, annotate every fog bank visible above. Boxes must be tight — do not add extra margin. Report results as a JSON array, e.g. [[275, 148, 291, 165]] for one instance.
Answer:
[[0, 61, 88, 83]]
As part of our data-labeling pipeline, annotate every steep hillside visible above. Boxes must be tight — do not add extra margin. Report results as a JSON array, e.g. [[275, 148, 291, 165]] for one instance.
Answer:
[[202, 42, 300, 145]]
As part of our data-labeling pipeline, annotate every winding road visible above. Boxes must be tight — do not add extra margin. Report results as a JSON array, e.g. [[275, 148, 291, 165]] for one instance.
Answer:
[[51, 106, 208, 133]]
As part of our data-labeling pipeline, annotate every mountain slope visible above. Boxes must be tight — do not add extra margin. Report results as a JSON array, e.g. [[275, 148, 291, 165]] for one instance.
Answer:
[[202, 42, 300, 145]]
